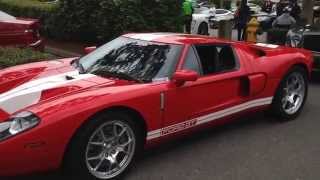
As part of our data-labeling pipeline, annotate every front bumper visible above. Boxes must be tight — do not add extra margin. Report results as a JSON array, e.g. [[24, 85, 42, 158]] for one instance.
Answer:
[[0, 122, 59, 176]]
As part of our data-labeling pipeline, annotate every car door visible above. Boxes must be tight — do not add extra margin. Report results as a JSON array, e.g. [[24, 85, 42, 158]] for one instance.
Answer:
[[161, 44, 253, 136]]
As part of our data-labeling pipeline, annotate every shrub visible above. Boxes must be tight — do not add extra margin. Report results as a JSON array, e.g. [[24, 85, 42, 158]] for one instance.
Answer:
[[0, 0, 183, 43], [50, 0, 183, 43], [0, 47, 54, 68], [0, 0, 56, 18]]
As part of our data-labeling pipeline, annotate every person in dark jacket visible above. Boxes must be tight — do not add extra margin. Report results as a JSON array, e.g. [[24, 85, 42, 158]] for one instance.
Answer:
[[235, 0, 251, 41], [272, 6, 296, 28], [290, 0, 301, 20]]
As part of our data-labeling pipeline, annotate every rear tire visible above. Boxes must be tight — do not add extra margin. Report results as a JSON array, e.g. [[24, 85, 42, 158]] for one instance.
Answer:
[[198, 22, 209, 35], [64, 111, 143, 180], [270, 66, 308, 121]]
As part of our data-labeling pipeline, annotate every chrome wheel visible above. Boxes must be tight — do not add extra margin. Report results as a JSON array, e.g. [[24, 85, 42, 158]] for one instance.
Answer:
[[281, 72, 306, 115], [85, 120, 136, 179]]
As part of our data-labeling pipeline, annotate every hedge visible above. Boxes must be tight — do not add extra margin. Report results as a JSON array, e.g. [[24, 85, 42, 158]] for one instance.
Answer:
[[50, 0, 184, 43], [0, 0, 183, 44], [0, 47, 54, 68]]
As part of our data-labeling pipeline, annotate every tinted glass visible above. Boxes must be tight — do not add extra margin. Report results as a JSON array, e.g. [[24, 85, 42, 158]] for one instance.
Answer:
[[194, 45, 237, 75], [216, 9, 228, 14], [79, 37, 182, 82], [183, 47, 202, 75]]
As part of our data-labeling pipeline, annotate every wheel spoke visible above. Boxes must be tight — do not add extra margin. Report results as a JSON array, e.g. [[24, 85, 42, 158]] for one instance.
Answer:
[[100, 129, 108, 141], [113, 123, 118, 136], [118, 127, 127, 137], [282, 99, 289, 110], [88, 154, 102, 161], [89, 141, 104, 146], [119, 138, 132, 148], [94, 158, 104, 171]]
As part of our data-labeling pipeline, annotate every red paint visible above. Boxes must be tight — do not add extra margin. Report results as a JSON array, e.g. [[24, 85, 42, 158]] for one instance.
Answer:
[[0, 33, 313, 176], [0, 16, 44, 50]]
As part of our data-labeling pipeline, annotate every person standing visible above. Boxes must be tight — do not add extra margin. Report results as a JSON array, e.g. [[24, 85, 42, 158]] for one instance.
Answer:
[[272, 6, 296, 28], [290, 0, 301, 21], [235, 0, 251, 41], [262, 0, 273, 13], [182, 0, 193, 34], [276, 0, 288, 16]]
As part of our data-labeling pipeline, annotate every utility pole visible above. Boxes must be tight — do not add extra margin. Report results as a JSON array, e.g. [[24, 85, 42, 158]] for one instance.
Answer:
[[302, 0, 315, 24]]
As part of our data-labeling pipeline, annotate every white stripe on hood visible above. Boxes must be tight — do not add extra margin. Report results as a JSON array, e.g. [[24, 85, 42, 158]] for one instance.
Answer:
[[0, 70, 95, 114]]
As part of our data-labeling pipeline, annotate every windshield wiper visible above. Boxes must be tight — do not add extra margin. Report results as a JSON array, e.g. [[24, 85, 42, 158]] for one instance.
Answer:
[[93, 69, 143, 83], [71, 58, 86, 74]]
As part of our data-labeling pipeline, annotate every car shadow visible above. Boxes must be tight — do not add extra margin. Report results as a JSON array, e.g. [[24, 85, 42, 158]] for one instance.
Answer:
[[4, 112, 278, 180]]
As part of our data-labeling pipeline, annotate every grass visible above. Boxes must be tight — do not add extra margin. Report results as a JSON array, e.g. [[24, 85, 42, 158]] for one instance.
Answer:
[[0, 47, 55, 68]]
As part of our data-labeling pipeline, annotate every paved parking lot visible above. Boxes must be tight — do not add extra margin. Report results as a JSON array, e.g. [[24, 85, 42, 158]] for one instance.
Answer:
[[7, 78, 320, 180]]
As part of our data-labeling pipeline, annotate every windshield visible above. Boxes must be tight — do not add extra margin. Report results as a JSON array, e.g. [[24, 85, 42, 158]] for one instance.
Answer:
[[79, 37, 182, 82], [0, 11, 15, 21]]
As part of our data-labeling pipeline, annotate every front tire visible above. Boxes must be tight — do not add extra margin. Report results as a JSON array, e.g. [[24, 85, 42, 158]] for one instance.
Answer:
[[271, 66, 308, 121], [64, 112, 143, 180]]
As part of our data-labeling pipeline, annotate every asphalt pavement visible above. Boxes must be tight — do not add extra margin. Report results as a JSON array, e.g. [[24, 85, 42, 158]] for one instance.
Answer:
[[7, 78, 320, 180]]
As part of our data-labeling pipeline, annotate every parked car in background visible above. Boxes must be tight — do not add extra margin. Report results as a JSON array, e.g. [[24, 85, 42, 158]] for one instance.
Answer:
[[191, 8, 234, 35], [287, 25, 320, 71], [254, 11, 277, 30], [0, 33, 313, 180], [0, 10, 43, 50]]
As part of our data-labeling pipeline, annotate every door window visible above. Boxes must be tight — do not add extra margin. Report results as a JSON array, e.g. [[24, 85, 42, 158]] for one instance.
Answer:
[[187, 44, 238, 76], [182, 47, 202, 75]]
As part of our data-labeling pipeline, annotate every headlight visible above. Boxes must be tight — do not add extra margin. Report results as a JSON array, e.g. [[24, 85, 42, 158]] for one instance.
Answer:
[[0, 111, 40, 142]]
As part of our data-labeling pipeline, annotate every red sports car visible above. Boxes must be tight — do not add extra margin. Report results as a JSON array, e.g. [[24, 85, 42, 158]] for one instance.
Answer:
[[0, 10, 43, 50], [0, 33, 313, 179]]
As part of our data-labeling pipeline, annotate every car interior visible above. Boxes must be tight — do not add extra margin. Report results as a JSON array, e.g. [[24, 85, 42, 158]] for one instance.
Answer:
[[185, 45, 237, 75]]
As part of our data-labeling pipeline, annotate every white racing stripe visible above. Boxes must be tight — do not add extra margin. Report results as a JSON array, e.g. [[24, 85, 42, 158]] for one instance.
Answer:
[[0, 70, 95, 114], [129, 33, 173, 41], [255, 43, 279, 49], [147, 97, 273, 140]]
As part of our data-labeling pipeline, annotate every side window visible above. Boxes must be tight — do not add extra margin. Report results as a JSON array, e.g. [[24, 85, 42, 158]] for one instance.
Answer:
[[194, 45, 237, 75], [182, 47, 202, 75]]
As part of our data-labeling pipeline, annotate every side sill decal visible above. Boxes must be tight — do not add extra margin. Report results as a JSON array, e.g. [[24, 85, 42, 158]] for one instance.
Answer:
[[147, 97, 273, 140]]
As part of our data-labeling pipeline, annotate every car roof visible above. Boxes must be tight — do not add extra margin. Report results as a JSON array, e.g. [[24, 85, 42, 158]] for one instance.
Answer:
[[123, 33, 230, 45]]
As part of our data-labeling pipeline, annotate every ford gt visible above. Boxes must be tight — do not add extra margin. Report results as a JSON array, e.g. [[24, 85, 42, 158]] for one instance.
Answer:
[[0, 33, 313, 180]]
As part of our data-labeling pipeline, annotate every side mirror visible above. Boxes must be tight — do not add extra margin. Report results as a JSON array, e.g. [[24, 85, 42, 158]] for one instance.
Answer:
[[172, 70, 198, 86], [84, 46, 96, 54]]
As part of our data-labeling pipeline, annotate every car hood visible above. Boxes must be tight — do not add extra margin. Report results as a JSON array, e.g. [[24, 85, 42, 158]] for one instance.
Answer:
[[0, 58, 135, 121]]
